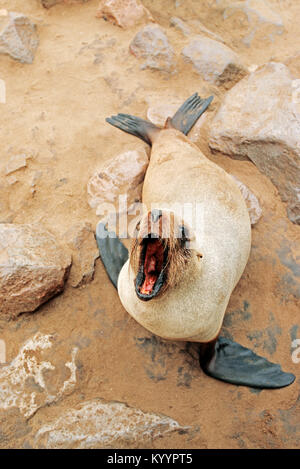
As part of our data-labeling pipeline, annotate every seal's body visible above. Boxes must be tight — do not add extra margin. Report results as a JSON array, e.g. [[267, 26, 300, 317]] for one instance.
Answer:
[[99, 93, 295, 388], [118, 128, 251, 342]]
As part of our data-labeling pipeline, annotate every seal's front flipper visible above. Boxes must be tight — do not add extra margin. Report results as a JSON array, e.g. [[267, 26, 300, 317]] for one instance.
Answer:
[[171, 92, 213, 135], [95, 222, 128, 289], [200, 336, 295, 389], [106, 113, 159, 145]]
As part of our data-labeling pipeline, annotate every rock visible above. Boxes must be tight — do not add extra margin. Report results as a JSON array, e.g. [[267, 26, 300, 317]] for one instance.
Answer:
[[96, 0, 153, 29], [41, 0, 91, 8], [0, 78, 5, 104], [6, 175, 18, 186], [170, 17, 191, 37], [209, 62, 300, 224], [87, 148, 149, 219], [0, 11, 39, 64], [5, 154, 27, 175], [223, 0, 284, 47], [130, 24, 175, 73], [231, 175, 262, 225], [0, 224, 71, 319], [188, 19, 226, 44], [0, 333, 78, 418], [170, 16, 226, 44], [147, 104, 178, 127], [285, 54, 300, 78], [64, 222, 99, 288], [34, 398, 186, 448], [182, 36, 246, 86], [147, 102, 208, 143]]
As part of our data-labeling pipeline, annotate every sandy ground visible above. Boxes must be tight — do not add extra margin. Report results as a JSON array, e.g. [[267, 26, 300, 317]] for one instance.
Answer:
[[0, 0, 299, 449]]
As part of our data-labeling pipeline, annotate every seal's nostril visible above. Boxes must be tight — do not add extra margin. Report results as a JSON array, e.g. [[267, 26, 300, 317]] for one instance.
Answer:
[[151, 209, 162, 223]]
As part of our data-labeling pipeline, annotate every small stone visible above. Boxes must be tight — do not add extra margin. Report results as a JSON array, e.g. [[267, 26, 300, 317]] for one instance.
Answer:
[[182, 36, 246, 86], [64, 222, 99, 288], [170, 17, 191, 36], [147, 102, 207, 143], [147, 104, 178, 127], [34, 398, 185, 448], [96, 0, 153, 29], [30, 170, 42, 187], [0, 12, 39, 64], [130, 24, 175, 73], [5, 154, 27, 175], [87, 148, 149, 219], [223, 0, 284, 47], [6, 175, 18, 185], [188, 19, 226, 44], [0, 224, 71, 319], [209, 62, 300, 224], [231, 175, 262, 225]]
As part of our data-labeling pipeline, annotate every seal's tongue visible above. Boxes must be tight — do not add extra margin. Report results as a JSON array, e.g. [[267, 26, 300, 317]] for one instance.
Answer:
[[140, 239, 164, 295]]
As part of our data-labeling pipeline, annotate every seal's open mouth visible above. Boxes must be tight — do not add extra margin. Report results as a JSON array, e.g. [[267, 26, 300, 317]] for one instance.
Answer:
[[135, 235, 168, 301]]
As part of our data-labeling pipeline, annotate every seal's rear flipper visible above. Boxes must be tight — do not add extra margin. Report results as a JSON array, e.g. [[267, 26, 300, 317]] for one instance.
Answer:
[[96, 222, 128, 289], [106, 114, 159, 145], [200, 337, 295, 389], [171, 92, 214, 135]]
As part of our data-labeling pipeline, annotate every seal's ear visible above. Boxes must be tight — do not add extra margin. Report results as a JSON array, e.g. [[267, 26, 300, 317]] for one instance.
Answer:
[[106, 114, 159, 145], [170, 92, 213, 135]]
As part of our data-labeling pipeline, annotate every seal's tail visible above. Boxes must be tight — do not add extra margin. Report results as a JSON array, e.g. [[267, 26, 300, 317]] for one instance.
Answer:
[[106, 92, 213, 144], [170, 92, 213, 135], [106, 113, 159, 145]]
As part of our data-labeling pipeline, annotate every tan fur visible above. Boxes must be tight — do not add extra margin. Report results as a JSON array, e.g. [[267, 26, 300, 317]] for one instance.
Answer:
[[118, 128, 251, 343]]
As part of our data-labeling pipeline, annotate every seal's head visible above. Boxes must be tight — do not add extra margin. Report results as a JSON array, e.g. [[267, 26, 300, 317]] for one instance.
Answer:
[[130, 209, 194, 301]]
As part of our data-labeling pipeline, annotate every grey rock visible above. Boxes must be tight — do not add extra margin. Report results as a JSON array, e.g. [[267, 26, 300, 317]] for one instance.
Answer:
[[0, 224, 71, 318], [0, 333, 78, 418], [223, 0, 284, 47], [209, 62, 300, 224], [34, 398, 186, 448], [170, 17, 191, 36], [182, 36, 246, 86], [87, 148, 149, 221], [130, 24, 175, 73], [0, 11, 39, 64], [5, 154, 27, 175]]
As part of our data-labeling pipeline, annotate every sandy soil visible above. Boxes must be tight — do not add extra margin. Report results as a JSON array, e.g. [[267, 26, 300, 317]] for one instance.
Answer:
[[0, 0, 299, 449]]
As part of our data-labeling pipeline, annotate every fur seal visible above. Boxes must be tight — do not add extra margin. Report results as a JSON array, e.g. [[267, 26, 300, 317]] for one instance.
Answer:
[[97, 93, 295, 389]]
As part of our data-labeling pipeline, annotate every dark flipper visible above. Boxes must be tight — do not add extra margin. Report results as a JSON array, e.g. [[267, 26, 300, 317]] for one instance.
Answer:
[[106, 113, 159, 145], [200, 336, 295, 389], [171, 92, 213, 135], [95, 222, 128, 289]]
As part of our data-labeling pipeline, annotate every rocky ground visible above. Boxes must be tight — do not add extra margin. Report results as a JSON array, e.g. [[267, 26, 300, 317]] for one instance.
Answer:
[[0, 0, 299, 449]]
